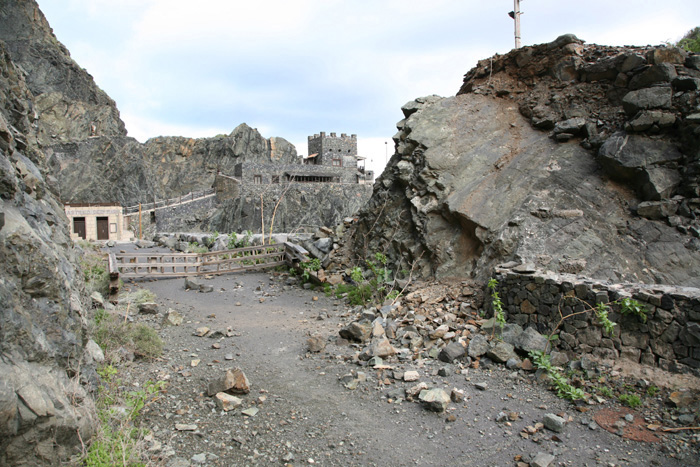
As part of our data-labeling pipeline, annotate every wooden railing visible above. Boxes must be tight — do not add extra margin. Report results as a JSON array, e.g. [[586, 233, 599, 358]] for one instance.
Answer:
[[109, 242, 309, 279], [123, 188, 216, 215]]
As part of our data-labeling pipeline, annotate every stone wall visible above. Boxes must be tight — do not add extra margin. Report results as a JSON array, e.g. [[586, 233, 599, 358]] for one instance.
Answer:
[[491, 266, 700, 376], [207, 182, 372, 234], [125, 195, 218, 237]]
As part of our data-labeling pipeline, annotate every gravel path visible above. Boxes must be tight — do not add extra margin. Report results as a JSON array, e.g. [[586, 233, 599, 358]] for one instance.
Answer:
[[109, 246, 698, 467]]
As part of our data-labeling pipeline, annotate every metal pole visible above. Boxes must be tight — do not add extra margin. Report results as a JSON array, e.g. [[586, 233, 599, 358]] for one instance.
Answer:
[[513, 0, 522, 49], [138, 203, 142, 240]]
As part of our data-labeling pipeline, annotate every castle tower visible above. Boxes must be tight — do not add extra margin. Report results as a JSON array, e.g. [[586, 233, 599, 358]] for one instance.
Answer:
[[307, 132, 357, 167]]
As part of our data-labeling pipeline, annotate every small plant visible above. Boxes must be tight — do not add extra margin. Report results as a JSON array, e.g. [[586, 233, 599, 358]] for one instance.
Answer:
[[530, 350, 585, 400], [647, 385, 660, 397], [619, 393, 642, 409], [620, 297, 647, 323], [227, 230, 253, 249], [300, 258, 321, 282], [81, 251, 110, 296], [597, 386, 614, 398], [594, 302, 617, 335], [120, 289, 156, 307], [487, 278, 506, 333], [387, 290, 401, 301], [86, 367, 165, 467], [93, 311, 163, 361], [187, 241, 209, 254], [205, 231, 219, 247]]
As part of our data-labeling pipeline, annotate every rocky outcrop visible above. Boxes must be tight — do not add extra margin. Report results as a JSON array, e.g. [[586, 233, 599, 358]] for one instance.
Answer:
[[0, 0, 126, 145], [207, 182, 372, 234], [0, 38, 96, 465], [44, 123, 298, 206], [351, 36, 700, 287]]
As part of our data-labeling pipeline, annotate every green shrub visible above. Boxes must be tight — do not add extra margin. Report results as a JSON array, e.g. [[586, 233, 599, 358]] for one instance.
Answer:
[[85, 371, 165, 467], [187, 241, 208, 254], [619, 393, 642, 408], [620, 297, 647, 323], [120, 289, 156, 307], [93, 311, 163, 361], [81, 252, 110, 297]]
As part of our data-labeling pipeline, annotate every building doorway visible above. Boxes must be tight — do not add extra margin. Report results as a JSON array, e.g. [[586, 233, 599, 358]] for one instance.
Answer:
[[73, 217, 86, 239], [96, 217, 109, 240]]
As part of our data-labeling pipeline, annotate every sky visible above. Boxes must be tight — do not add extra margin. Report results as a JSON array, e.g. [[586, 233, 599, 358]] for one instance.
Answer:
[[36, 0, 698, 177]]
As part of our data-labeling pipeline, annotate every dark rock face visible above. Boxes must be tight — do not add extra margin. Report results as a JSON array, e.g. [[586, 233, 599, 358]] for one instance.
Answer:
[[44, 123, 292, 207], [0, 39, 96, 465], [0, 0, 126, 144], [207, 182, 372, 234], [45, 122, 371, 232], [351, 36, 700, 287]]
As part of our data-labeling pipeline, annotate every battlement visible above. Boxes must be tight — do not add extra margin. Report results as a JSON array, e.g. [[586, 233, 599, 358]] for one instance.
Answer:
[[309, 132, 357, 140]]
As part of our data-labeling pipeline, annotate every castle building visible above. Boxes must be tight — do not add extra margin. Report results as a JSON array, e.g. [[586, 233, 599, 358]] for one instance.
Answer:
[[226, 132, 373, 188]]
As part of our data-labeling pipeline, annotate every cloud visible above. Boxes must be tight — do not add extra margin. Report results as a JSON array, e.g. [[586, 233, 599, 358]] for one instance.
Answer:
[[37, 0, 700, 154]]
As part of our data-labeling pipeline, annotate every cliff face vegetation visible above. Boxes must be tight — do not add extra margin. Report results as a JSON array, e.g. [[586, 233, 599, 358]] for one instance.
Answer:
[[352, 35, 700, 287]]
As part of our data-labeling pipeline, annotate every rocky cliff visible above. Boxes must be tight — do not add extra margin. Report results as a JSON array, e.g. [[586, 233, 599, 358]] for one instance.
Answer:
[[0, 0, 126, 144], [44, 123, 296, 207], [351, 35, 700, 287], [0, 38, 96, 465]]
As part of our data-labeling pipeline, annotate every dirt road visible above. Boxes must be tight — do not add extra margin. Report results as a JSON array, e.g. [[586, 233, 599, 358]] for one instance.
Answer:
[[112, 250, 697, 467]]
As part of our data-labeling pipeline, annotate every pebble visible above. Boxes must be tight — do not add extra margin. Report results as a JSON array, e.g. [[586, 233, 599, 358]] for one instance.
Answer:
[[543, 413, 566, 433], [474, 382, 488, 391], [175, 423, 197, 431]]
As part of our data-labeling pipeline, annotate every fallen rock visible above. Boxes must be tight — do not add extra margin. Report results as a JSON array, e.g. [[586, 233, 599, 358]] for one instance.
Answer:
[[163, 309, 184, 326], [214, 393, 243, 412], [468, 334, 489, 358], [184, 278, 200, 290], [486, 341, 517, 363], [207, 368, 250, 396], [138, 302, 158, 314], [451, 388, 465, 403], [419, 388, 450, 412], [531, 452, 556, 467], [438, 341, 466, 363], [175, 424, 197, 431], [543, 413, 566, 433], [307, 335, 326, 353], [194, 326, 210, 337], [406, 382, 429, 399], [339, 321, 372, 342]]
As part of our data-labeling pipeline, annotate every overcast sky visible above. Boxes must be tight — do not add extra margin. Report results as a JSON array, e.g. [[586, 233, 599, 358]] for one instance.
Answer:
[[37, 0, 698, 176]]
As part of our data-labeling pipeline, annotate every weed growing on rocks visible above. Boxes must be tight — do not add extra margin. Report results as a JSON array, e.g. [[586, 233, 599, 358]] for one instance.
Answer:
[[80, 249, 110, 296], [619, 393, 643, 408], [487, 278, 506, 334], [93, 309, 163, 361], [620, 297, 648, 323], [85, 364, 165, 467]]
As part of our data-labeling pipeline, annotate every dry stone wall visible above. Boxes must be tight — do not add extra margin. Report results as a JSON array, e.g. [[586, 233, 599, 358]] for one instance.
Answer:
[[491, 266, 700, 376]]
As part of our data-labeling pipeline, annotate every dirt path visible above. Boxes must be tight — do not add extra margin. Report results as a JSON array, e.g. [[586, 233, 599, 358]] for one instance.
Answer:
[[111, 247, 698, 467]]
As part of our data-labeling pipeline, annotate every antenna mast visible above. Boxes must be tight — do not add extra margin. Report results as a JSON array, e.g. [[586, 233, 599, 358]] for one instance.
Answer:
[[509, 0, 522, 49]]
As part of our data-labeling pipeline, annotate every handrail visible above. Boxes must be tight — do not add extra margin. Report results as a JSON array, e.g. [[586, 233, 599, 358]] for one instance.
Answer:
[[123, 188, 216, 215]]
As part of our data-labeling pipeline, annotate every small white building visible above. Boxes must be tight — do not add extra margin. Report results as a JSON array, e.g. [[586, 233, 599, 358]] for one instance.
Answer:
[[64, 203, 132, 242]]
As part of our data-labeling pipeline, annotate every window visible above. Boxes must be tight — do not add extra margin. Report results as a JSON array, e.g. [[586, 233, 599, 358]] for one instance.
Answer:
[[332, 158, 342, 167], [253, 175, 262, 184], [272, 175, 280, 184]]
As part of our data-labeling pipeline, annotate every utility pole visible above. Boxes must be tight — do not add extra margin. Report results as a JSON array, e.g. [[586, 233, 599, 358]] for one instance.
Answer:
[[509, 0, 522, 49]]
